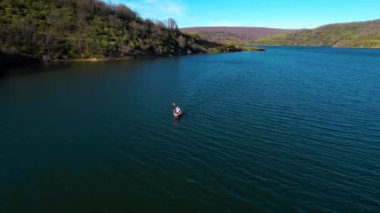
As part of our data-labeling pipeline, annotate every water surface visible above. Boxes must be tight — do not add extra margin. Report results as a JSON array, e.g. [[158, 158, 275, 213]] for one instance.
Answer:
[[1, 47, 380, 212]]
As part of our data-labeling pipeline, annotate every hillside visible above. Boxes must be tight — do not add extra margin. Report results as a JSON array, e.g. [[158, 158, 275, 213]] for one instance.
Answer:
[[252, 19, 380, 48], [0, 0, 240, 63], [181, 27, 298, 44]]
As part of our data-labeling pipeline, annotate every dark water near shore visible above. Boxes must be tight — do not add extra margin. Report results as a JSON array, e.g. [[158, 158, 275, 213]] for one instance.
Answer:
[[1, 47, 380, 212]]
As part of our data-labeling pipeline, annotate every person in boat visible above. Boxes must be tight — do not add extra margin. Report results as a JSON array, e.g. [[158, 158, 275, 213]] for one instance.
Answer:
[[174, 106, 181, 114]]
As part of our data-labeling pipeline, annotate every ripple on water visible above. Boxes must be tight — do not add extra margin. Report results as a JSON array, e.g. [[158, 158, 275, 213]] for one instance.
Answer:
[[1, 47, 380, 212]]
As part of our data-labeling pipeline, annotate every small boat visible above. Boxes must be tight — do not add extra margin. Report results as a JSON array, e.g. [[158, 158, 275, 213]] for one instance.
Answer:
[[173, 106, 183, 119]]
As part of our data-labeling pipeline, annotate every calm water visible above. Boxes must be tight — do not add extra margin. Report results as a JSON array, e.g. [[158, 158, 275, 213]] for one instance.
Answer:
[[1, 47, 380, 212]]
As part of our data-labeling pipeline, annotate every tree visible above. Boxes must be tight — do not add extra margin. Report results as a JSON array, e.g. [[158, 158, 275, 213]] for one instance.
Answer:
[[177, 35, 187, 48], [0, 0, 236, 61], [167, 18, 178, 30]]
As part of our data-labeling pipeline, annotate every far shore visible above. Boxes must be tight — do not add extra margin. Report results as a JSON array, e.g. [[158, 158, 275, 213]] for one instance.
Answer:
[[251, 44, 380, 50]]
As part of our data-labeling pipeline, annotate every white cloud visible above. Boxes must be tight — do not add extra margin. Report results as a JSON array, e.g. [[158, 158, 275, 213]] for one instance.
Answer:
[[112, 0, 186, 20]]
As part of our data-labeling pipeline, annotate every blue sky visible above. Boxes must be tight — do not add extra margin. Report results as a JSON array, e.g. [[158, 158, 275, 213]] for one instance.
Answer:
[[110, 0, 380, 29]]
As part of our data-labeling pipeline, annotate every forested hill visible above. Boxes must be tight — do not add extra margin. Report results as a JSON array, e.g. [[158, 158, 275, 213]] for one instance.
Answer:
[[0, 0, 240, 63], [252, 19, 380, 48], [181, 27, 298, 45]]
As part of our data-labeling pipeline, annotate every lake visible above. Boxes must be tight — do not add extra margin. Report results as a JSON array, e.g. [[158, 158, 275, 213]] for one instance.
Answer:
[[1, 47, 379, 212]]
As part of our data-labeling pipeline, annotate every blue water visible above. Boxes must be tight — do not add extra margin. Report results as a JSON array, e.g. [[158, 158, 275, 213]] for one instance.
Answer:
[[0, 47, 380, 212]]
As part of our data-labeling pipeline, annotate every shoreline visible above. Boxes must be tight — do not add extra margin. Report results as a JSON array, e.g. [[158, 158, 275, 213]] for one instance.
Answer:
[[1, 48, 266, 70], [252, 45, 380, 50]]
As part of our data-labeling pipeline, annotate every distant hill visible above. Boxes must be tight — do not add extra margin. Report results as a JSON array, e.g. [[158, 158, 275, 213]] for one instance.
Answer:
[[252, 19, 380, 48], [181, 27, 298, 44]]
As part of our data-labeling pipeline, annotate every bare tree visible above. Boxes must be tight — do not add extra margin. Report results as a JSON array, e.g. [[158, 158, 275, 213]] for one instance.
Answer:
[[167, 18, 178, 30], [115, 4, 136, 19]]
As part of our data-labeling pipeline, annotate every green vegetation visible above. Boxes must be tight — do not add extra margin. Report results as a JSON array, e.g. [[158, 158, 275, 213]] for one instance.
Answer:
[[251, 20, 380, 48], [0, 0, 240, 62], [181, 27, 297, 47], [185, 31, 249, 46]]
